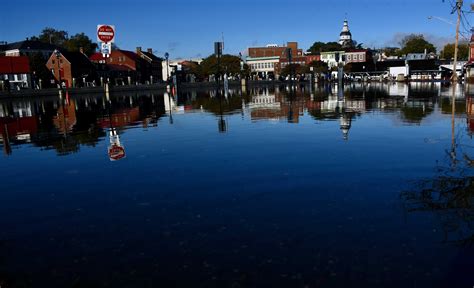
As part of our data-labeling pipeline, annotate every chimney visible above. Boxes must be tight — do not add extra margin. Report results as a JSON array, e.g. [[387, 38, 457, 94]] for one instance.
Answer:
[[136, 47, 142, 54], [79, 47, 84, 54], [147, 48, 153, 54]]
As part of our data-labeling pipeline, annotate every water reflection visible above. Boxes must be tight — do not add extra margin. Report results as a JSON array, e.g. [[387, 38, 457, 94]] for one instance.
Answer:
[[0, 82, 470, 158], [1, 82, 474, 287], [402, 91, 474, 247]]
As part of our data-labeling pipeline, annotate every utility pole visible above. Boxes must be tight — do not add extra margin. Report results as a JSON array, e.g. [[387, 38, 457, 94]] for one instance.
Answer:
[[452, 0, 463, 83], [451, 0, 463, 161]]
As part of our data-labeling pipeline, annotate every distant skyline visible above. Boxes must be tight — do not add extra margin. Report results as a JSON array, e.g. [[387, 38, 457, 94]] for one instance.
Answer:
[[1, 0, 471, 59]]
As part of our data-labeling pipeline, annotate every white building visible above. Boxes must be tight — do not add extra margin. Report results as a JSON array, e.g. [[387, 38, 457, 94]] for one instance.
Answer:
[[2, 40, 57, 58], [161, 58, 203, 81], [246, 56, 280, 78], [320, 51, 346, 68]]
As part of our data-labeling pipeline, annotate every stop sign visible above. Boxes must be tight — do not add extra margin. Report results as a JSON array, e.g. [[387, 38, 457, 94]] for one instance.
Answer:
[[97, 25, 115, 43]]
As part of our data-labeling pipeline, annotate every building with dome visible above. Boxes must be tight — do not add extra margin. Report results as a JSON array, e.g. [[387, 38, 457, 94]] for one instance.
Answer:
[[339, 19, 353, 48]]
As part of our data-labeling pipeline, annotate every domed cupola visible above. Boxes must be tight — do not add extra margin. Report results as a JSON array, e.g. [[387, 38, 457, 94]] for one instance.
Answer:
[[339, 19, 353, 48]]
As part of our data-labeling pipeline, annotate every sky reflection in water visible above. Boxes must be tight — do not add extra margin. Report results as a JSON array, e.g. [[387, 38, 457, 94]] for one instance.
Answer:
[[0, 82, 473, 287]]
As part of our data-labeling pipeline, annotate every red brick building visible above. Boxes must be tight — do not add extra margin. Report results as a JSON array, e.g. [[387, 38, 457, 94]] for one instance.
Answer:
[[274, 54, 322, 74], [248, 42, 303, 58], [0, 56, 31, 89], [46, 50, 96, 88], [90, 49, 150, 84], [136, 47, 163, 83]]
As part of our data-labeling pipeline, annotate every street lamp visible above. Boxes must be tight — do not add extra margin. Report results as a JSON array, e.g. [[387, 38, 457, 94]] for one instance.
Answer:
[[54, 49, 62, 88], [164, 52, 169, 83], [427, 16, 455, 26]]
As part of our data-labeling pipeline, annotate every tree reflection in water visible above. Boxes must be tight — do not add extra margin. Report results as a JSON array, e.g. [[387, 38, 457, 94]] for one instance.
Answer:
[[402, 110, 474, 246]]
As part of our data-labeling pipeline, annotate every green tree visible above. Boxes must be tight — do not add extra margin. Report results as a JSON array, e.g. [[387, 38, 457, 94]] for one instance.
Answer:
[[29, 52, 54, 88], [398, 34, 436, 55], [440, 42, 469, 60], [307, 60, 329, 74], [308, 42, 343, 54], [199, 54, 249, 77], [382, 47, 401, 57], [307, 42, 326, 54], [64, 33, 98, 56], [280, 64, 304, 76], [31, 28, 98, 55], [31, 27, 69, 47]]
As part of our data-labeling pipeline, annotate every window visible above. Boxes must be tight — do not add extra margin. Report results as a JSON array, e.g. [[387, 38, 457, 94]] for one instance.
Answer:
[[52, 60, 55, 65], [359, 54, 363, 60], [347, 55, 351, 61]]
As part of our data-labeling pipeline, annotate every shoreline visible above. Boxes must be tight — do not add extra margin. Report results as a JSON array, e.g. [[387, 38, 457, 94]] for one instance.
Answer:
[[0, 79, 457, 99]]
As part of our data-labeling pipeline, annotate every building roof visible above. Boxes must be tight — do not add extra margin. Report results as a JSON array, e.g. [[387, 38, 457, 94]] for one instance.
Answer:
[[90, 50, 140, 62], [60, 50, 94, 68], [0, 56, 30, 74], [119, 50, 140, 61], [141, 51, 162, 62], [4, 40, 57, 52], [89, 52, 105, 62], [346, 49, 369, 53]]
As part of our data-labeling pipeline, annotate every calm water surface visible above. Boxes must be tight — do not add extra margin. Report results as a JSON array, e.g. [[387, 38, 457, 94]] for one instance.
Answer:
[[0, 83, 473, 287]]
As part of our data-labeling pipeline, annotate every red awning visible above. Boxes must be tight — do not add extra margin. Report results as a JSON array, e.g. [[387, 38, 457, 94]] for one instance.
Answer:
[[0, 56, 30, 74]]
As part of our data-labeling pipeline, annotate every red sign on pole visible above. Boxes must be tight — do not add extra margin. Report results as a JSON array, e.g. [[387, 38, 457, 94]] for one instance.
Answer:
[[97, 25, 115, 43]]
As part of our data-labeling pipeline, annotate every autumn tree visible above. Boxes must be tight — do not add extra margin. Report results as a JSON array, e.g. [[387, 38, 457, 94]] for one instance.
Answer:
[[440, 42, 469, 60]]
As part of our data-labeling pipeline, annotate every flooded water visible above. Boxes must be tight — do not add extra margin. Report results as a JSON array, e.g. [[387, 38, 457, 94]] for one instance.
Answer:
[[0, 82, 473, 287]]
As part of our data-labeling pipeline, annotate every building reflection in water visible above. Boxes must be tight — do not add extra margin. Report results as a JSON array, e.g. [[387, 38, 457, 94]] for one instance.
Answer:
[[53, 92, 77, 137], [466, 95, 474, 136], [0, 82, 470, 156], [0, 100, 39, 156], [248, 86, 304, 123]]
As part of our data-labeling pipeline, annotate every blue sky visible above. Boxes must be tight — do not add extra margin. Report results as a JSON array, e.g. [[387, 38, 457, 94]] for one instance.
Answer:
[[0, 0, 471, 59]]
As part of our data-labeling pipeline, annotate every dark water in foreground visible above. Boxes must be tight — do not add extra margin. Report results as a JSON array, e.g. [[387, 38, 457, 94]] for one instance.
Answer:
[[0, 83, 474, 287]]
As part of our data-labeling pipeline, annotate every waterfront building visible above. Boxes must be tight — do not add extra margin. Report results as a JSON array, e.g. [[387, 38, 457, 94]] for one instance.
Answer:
[[320, 51, 346, 68], [345, 49, 372, 64], [161, 58, 203, 82], [465, 32, 474, 80], [0, 56, 32, 89], [246, 42, 303, 79], [136, 47, 163, 84], [90, 50, 150, 84], [46, 50, 96, 88], [246, 56, 280, 79], [1, 40, 57, 58]]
